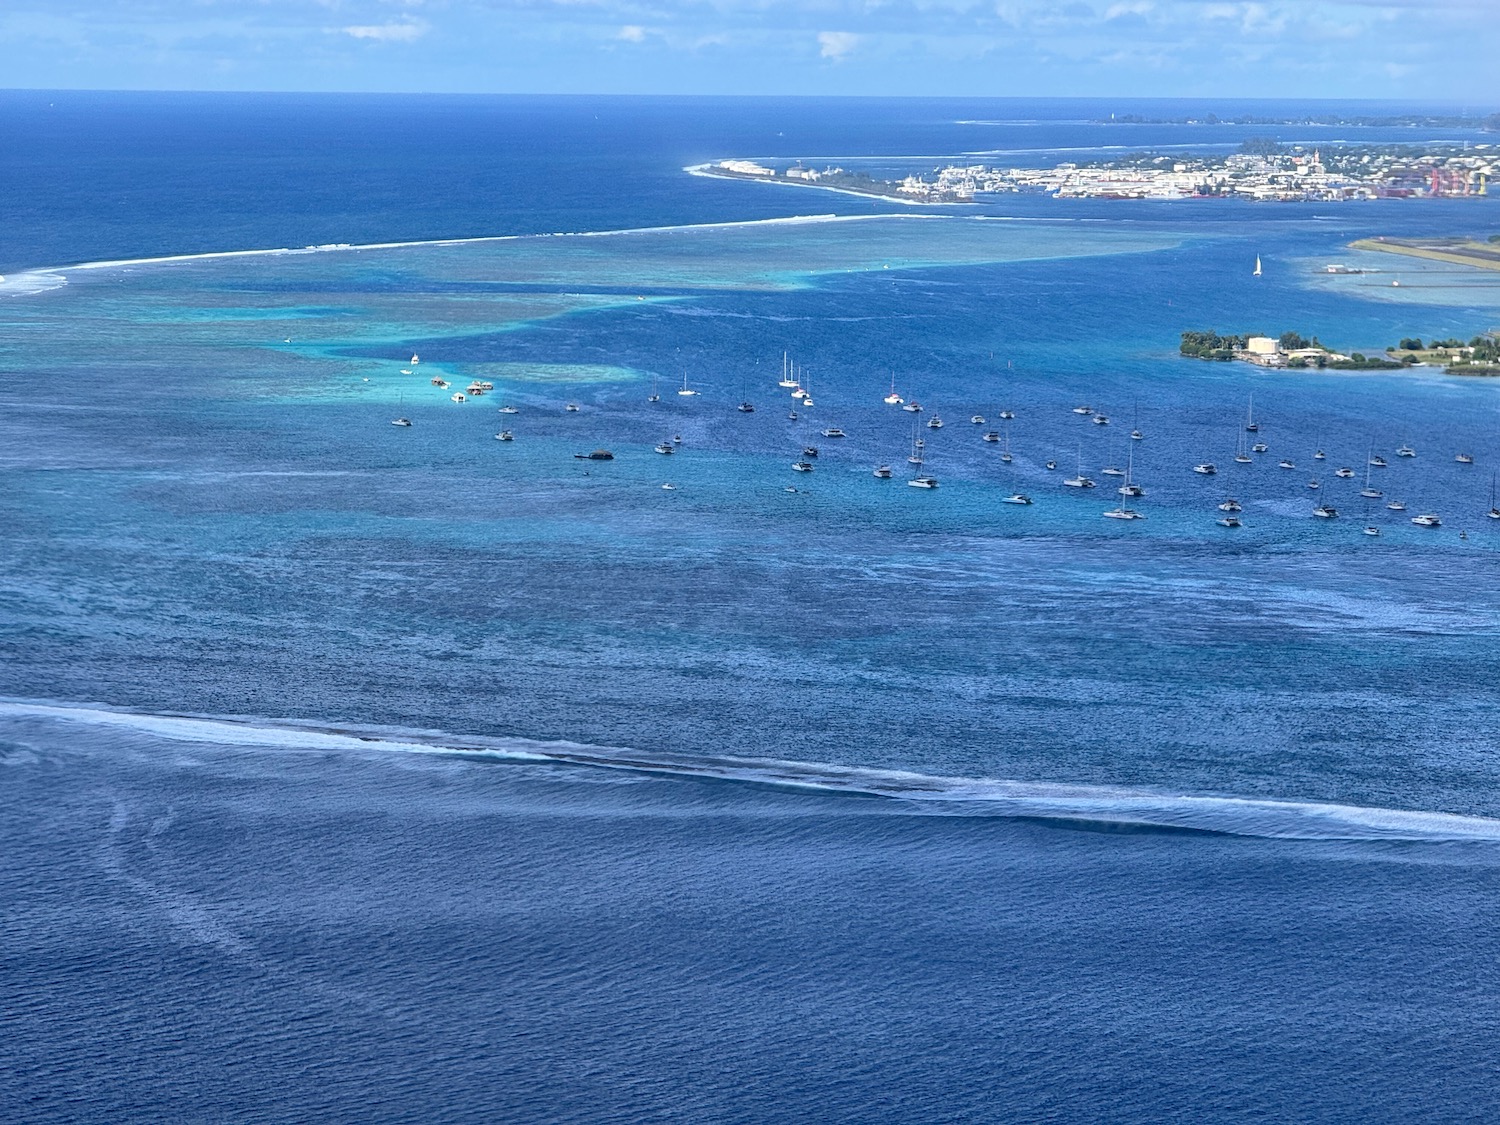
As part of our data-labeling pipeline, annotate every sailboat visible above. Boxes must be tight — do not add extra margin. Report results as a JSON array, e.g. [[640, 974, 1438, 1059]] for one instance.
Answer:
[[391, 392, 411, 426], [1359, 453, 1383, 499], [1489, 475, 1500, 520], [883, 373, 904, 405], [1234, 432, 1252, 464], [677, 373, 699, 397], [1253, 255, 1262, 277], [779, 353, 799, 389], [1000, 426, 1013, 464], [1118, 446, 1144, 497], [1064, 448, 1095, 489], [648, 375, 661, 403], [1244, 395, 1258, 433]]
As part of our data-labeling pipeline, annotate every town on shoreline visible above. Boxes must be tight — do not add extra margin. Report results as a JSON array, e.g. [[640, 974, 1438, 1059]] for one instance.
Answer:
[[692, 139, 1498, 203]]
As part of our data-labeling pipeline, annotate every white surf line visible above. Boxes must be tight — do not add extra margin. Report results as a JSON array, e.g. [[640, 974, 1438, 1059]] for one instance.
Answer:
[[685, 164, 968, 208], [7, 213, 936, 290], [7, 699, 1500, 842]]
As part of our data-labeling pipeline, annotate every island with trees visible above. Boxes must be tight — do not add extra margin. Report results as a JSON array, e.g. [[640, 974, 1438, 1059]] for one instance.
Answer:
[[1181, 329, 1500, 373]]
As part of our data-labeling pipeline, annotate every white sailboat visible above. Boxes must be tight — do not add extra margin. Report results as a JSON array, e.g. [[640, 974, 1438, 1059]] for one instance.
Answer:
[[1253, 255, 1262, 277], [678, 373, 699, 397], [779, 353, 799, 389]]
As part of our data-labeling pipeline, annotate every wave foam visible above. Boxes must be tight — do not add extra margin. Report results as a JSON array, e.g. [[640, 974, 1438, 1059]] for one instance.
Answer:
[[5, 699, 1498, 842], [0, 214, 930, 298]]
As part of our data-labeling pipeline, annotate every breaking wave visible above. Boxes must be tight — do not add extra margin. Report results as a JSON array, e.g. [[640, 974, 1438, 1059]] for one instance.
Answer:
[[6, 700, 1500, 842]]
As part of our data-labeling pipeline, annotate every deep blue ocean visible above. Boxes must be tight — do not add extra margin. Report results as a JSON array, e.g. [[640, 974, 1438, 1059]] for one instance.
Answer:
[[4, 93, 1500, 1123]]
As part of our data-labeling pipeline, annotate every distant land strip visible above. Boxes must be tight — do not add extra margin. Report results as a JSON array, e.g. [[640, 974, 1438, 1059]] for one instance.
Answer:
[[1350, 238, 1500, 272]]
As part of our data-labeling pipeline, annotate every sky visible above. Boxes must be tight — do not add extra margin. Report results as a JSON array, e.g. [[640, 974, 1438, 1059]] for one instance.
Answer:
[[1, 0, 1498, 100]]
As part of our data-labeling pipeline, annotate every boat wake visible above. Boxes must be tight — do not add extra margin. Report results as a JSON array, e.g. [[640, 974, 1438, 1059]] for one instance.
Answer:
[[5, 699, 1499, 842]]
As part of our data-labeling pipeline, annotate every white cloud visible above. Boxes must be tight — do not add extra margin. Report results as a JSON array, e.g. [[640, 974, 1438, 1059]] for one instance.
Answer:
[[617, 25, 646, 42], [817, 30, 859, 59], [1105, 1, 1154, 18], [342, 18, 428, 42]]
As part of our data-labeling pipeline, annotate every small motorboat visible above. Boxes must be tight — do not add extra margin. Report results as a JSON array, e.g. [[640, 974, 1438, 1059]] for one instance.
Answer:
[[791, 460, 814, 473], [1363, 526, 1380, 536], [1334, 467, 1355, 478], [672, 434, 683, 444], [498, 405, 520, 415], [391, 417, 411, 427], [1193, 463, 1217, 475], [821, 428, 846, 438], [1456, 453, 1475, 465], [654, 442, 675, 455], [1386, 500, 1406, 511], [971, 415, 986, 425], [1003, 494, 1032, 505], [1045, 460, 1057, 471], [1411, 513, 1442, 527], [1092, 414, 1110, 426], [1251, 443, 1268, 454], [575, 449, 614, 461], [982, 431, 1000, 443], [450, 392, 466, 403], [1307, 480, 1320, 490], [1369, 455, 1387, 467], [803, 446, 819, 458], [1072, 406, 1093, 415], [1279, 460, 1295, 470], [1218, 499, 1242, 512], [1314, 450, 1326, 460], [495, 430, 514, 441], [1217, 516, 1242, 528], [903, 401, 923, 413], [999, 411, 1015, 421], [738, 402, 755, 413], [873, 465, 893, 479], [661, 483, 676, 491], [565, 403, 580, 412]]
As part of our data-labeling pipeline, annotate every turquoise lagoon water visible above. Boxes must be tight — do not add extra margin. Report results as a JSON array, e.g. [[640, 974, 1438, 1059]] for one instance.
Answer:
[[5, 95, 1500, 1124]]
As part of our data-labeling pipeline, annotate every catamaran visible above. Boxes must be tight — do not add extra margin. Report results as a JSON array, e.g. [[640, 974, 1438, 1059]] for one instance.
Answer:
[[1064, 450, 1095, 489]]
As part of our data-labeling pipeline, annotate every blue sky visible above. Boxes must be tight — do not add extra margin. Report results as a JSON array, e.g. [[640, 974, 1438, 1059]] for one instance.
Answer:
[[2, 1, 1497, 99]]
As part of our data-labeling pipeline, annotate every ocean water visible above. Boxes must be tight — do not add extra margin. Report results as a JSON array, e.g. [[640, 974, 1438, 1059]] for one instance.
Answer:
[[4, 93, 1500, 1122]]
